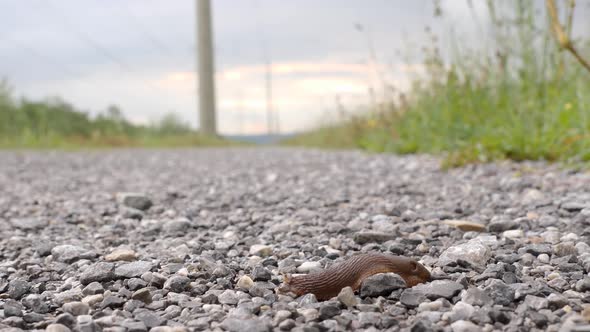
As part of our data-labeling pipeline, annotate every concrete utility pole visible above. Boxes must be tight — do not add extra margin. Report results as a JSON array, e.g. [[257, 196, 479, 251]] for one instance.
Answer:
[[196, 0, 217, 135]]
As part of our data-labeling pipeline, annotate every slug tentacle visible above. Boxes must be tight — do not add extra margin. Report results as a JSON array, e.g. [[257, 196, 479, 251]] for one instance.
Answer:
[[279, 253, 431, 300]]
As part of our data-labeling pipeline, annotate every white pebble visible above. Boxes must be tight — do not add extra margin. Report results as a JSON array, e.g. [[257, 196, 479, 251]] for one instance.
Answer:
[[538, 253, 550, 264]]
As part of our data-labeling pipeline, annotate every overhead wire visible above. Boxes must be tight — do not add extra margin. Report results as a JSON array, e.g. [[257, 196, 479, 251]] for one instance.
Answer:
[[41, 0, 169, 94], [117, 1, 173, 56]]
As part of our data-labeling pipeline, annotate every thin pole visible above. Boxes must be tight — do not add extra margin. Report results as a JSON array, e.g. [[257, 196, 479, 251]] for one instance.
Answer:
[[265, 59, 273, 135], [196, 0, 217, 135]]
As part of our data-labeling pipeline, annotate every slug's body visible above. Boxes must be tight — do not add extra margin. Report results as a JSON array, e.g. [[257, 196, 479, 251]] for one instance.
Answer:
[[280, 253, 431, 300]]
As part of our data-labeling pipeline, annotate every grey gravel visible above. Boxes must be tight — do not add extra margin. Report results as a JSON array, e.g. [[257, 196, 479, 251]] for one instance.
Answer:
[[80, 262, 115, 284], [359, 272, 406, 297], [115, 261, 153, 278], [1, 148, 589, 331], [117, 192, 153, 211]]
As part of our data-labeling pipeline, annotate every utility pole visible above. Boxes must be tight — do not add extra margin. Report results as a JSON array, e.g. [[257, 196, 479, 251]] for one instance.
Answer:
[[265, 59, 273, 136], [196, 0, 217, 135]]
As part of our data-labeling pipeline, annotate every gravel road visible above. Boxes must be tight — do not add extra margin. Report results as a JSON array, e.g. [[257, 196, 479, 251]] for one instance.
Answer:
[[0, 148, 589, 332]]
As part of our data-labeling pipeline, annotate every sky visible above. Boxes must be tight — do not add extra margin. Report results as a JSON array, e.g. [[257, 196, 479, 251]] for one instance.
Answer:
[[0, 0, 588, 135]]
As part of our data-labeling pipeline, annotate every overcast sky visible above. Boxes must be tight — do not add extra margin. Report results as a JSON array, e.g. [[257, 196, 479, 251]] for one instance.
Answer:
[[0, 1, 588, 135]]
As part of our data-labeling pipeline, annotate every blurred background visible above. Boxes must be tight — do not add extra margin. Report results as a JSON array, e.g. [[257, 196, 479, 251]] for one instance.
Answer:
[[0, 0, 589, 166]]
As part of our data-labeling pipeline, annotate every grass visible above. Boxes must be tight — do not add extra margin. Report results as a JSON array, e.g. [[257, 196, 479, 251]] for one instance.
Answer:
[[0, 133, 238, 150], [285, 0, 590, 168], [0, 82, 241, 149]]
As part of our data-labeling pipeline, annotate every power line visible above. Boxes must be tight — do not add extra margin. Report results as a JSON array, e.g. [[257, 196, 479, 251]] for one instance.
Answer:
[[252, 0, 278, 135], [117, 2, 172, 56], [0, 37, 103, 91], [41, 0, 169, 94]]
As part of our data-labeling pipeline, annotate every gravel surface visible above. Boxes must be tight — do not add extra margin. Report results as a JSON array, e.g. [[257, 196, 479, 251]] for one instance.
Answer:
[[0, 148, 589, 332]]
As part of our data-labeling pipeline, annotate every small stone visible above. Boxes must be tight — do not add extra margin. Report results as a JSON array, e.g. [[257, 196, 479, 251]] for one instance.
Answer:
[[576, 242, 590, 254], [524, 295, 548, 310], [298, 293, 318, 306], [115, 261, 153, 278], [528, 311, 549, 328], [575, 277, 590, 292], [503, 229, 524, 239], [117, 192, 153, 211], [547, 293, 568, 309], [9, 217, 48, 230], [46, 323, 72, 332], [538, 254, 550, 264], [412, 280, 464, 300], [80, 262, 115, 284], [54, 288, 83, 305], [521, 189, 545, 205], [236, 275, 254, 290], [150, 326, 175, 332], [450, 320, 479, 332], [122, 207, 144, 220], [360, 273, 406, 297], [221, 317, 272, 332], [438, 239, 491, 267], [358, 312, 381, 328], [298, 308, 319, 322], [55, 312, 76, 328], [488, 308, 511, 324], [297, 261, 322, 273], [121, 319, 148, 332], [410, 320, 435, 332], [561, 201, 586, 211], [251, 266, 272, 281], [278, 319, 296, 331], [353, 231, 395, 244], [554, 243, 577, 257], [218, 290, 238, 305], [488, 218, 519, 233], [27, 315, 49, 326], [8, 280, 31, 299], [337, 287, 358, 307], [446, 301, 475, 322], [134, 310, 166, 328], [163, 275, 191, 292], [22, 294, 50, 313], [105, 249, 137, 262], [22, 312, 44, 322], [3, 301, 23, 317], [442, 220, 485, 232], [82, 282, 104, 295], [318, 303, 341, 320], [168, 216, 193, 231], [400, 288, 428, 308], [81, 294, 104, 307], [523, 244, 552, 256], [100, 295, 126, 308], [128, 278, 148, 291], [273, 310, 291, 325], [417, 300, 444, 312], [132, 288, 153, 303], [484, 279, 514, 306], [76, 315, 98, 332], [51, 245, 97, 263], [249, 245, 272, 257], [461, 287, 492, 307], [62, 302, 90, 316]]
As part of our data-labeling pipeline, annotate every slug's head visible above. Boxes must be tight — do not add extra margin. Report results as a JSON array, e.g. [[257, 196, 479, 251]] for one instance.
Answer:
[[276, 273, 305, 297], [398, 258, 431, 287]]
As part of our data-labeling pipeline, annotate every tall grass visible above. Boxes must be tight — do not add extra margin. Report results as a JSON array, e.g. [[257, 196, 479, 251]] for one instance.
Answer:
[[288, 0, 590, 167]]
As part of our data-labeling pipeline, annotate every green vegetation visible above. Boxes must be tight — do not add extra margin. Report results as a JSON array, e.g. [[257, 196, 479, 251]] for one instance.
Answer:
[[286, 1, 590, 167], [0, 80, 231, 149]]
